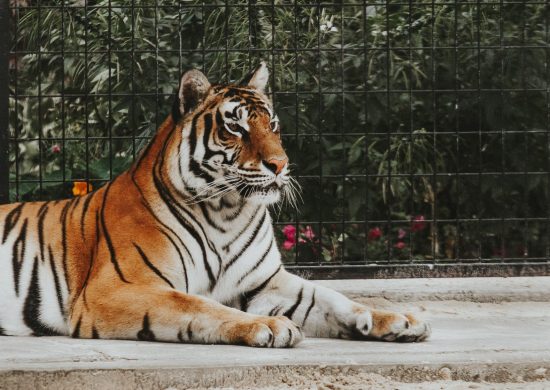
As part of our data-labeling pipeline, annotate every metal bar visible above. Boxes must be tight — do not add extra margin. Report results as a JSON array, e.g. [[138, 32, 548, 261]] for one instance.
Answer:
[[287, 263, 550, 280], [384, 0, 392, 263], [0, 0, 8, 204], [8, 2, 550, 9], [362, 0, 370, 265], [37, 0, 43, 196], [9, 45, 550, 55]]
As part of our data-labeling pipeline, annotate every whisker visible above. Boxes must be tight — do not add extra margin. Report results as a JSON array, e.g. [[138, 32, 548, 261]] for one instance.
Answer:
[[185, 176, 241, 203], [185, 184, 240, 205]]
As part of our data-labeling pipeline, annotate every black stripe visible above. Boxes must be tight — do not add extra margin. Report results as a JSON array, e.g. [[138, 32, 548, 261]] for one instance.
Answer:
[[133, 243, 175, 288], [2, 203, 24, 244], [186, 321, 193, 341], [48, 246, 65, 318], [92, 326, 99, 339], [242, 266, 281, 312], [159, 230, 189, 291], [99, 183, 130, 283], [283, 287, 304, 320], [223, 199, 246, 222], [202, 113, 214, 158], [69, 194, 83, 220], [81, 212, 99, 307], [71, 316, 82, 338], [238, 240, 274, 284], [37, 202, 50, 262], [60, 201, 72, 289], [177, 322, 193, 343], [177, 330, 185, 342], [177, 135, 186, 184], [215, 108, 224, 129], [222, 206, 259, 251], [237, 173, 266, 179], [202, 160, 221, 173], [0, 325, 5, 335], [302, 290, 316, 326], [189, 158, 215, 183], [80, 192, 94, 239], [132, 131, 160, 174], [224, 211, 267, 271], [254, 222, 271, 248], [137, 313, 156, 341], [188, 112, 215, 183], [12, 219, 28, 296], [238, 166, 262, 172], [268, 305, 282, 316], [23, 257, 61, 336], [199, 202, 226, 233]]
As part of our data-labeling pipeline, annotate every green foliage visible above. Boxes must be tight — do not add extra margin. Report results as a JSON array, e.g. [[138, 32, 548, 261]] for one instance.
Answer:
[[8, 1, 549, 263]]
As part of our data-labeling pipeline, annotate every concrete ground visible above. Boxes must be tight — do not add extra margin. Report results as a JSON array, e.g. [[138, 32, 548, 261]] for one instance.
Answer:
[[1, 277, 549, 389]]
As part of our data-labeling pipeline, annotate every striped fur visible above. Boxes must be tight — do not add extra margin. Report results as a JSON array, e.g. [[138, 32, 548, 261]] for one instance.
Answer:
[[0, 63, 430, 346]]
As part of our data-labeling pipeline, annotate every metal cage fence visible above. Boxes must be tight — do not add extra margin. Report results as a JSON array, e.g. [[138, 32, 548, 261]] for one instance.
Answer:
[[1, 0, 549, 278]]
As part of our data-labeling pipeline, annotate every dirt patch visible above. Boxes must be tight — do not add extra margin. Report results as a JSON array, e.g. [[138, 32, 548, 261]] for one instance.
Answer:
[[184, 371, 550, 390]]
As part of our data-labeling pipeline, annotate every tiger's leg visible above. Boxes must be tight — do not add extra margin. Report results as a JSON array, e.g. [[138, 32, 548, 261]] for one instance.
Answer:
[[244, 268, 430, 342], [70, 285, 303, 347]]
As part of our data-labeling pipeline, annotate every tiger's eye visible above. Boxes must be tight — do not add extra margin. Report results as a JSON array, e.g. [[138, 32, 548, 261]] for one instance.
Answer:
[[227, 123, 241, 132], [224, 122, 244, 138]]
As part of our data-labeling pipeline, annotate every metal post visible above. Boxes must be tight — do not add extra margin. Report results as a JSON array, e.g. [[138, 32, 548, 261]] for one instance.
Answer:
[[0, 0, 10, 204]]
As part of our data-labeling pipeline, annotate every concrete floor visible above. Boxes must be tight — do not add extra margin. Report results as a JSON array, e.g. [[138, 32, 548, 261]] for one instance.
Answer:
[[1, 278, 549, 389]]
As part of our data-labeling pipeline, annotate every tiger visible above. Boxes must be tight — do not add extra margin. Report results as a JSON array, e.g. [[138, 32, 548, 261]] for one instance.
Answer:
[[0, 62, 430, 346]]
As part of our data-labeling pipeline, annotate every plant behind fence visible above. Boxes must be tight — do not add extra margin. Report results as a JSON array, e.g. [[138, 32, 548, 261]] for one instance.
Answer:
[[5, 1, 550, 270]]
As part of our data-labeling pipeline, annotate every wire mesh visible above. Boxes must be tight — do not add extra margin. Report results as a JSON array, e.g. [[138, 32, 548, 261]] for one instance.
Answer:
[[2, 1, 550, 277]]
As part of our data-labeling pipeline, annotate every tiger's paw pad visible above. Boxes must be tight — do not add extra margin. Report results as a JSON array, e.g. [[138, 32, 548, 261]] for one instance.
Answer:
[[372, 312, 431, 343], [247, 316, 304, 348]]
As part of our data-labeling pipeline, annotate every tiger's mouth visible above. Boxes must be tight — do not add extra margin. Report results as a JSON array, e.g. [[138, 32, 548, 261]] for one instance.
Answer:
[[238, 182, 282, 203]]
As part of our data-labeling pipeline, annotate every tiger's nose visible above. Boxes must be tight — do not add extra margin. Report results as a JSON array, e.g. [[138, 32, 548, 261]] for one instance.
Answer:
[[263, 157, 288, 175]]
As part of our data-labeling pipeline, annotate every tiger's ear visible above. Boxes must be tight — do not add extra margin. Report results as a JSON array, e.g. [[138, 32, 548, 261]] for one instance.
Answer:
[[239, 61, 269, 92], [172, 69, 211, 122]]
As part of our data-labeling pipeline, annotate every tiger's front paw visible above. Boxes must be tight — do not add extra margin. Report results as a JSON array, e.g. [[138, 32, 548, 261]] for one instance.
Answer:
[[353, 309, 374, 337], [369, 310, 431, 342], [239, 316, 304, 348]]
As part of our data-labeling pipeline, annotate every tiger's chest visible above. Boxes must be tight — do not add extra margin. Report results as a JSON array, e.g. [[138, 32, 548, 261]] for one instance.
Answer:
[[193, 201, 282, 304]]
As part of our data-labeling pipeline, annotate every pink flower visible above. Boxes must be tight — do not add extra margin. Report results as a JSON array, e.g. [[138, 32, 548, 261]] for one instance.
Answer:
[[368, 227, 382, 241], [282, 225, 298, 250], [51, 144, 61, 154], [398, 228, 407, 239], [411, 215, 426, 232], [394, 241, 406, 250], [302, 226, 315, 240], [282, 224, 296, 240], [282, 239, 295, 250]]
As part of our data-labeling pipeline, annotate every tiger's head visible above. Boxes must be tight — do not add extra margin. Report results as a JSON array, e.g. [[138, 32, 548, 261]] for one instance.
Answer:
[[170, 62, 298, 206]]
